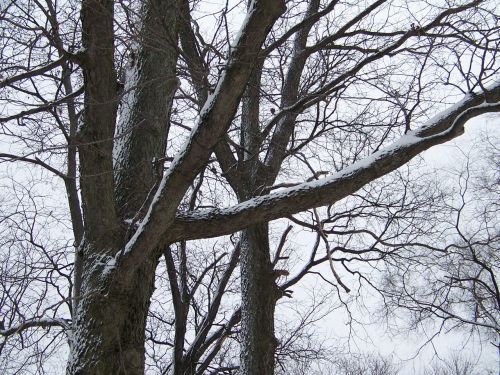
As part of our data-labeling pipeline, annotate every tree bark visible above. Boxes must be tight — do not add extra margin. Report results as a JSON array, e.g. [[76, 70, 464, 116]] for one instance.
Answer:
[[237, 3, 319, 373], [237, 47, 280, 375], [67, 252, 158, 375], [114, 0, 180, 218], [78, 0, 119, 247], [240, 223, 279, 375]]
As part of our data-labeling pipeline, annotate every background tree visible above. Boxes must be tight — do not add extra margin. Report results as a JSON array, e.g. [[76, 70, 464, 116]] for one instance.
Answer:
[[380, 130, 499, 362], [424, 352, 496, 375], [0, 0, 499, 374]]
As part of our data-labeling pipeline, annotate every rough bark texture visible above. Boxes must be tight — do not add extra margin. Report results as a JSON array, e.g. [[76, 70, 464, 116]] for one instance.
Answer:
[[237, 4, 318, 373], [78, 0, 119, 247], [66, 254, 158, 374], [114, 0, 180, 218], [240, 223, 279, 375], [238, 59, 281, 375], [70, 0, 180, 373], [70, 1, 287, 373]]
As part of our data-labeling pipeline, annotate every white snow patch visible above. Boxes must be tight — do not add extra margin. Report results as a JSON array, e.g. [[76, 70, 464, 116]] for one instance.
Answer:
[[229, 1, 256, 49], [417, 92, 473, 133], [113, 56, 141, 175]]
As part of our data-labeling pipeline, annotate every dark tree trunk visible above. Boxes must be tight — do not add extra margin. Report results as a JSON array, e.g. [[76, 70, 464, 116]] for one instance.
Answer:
[[114, 0, 180, 218], [69, 1, 287, 374], [67, 253, 158, 375], [237, 3, 320, 373], [240, 223, 279, 375]]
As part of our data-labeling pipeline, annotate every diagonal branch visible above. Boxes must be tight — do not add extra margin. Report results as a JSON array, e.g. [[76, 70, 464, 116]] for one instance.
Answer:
[[0, 153, 67, 179], [167, 82, 500, 241], [0, 54, 69, 90], [0, 87, 84, 124], [117, 0, 287, 279]]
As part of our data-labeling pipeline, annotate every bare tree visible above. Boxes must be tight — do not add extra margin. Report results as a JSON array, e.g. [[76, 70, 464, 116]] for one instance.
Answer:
[[423, 351, 496, 375], [379, 131, 499, 363], [0, 0, 499, 374], [333, 352, 400, 375]]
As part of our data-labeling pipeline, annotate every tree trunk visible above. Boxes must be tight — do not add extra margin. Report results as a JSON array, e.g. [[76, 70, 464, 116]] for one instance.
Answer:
[[237, 3, 319, 372], [240, 223, 279, 375], [237, 50, 278, 375], [66, 251, 158, 375]]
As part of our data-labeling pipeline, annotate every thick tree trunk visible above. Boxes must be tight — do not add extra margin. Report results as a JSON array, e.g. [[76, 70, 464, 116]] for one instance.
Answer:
[[114, 0, 180, 219], [71, 0, 287, 373], [66, 251, 158, 375], [240, 223, 279, 375], [70, 0, 179, 372]]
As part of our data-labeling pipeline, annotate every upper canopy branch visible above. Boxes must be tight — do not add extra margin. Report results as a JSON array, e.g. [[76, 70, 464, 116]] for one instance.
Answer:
[[0, 318, 69, 338]]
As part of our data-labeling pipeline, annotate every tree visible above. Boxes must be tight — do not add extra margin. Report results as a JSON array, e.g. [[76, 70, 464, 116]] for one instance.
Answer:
[[333, 352, 400, 375], [0, 0, 499, 374], [423, 351, 496, 375], [380, 131, 500, 362]]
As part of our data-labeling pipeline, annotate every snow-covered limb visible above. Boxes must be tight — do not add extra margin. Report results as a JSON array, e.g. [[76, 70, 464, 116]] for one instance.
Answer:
[[168, 82, 500, 242], [0, 317, 70, 337], [117, 0, 287, 276]]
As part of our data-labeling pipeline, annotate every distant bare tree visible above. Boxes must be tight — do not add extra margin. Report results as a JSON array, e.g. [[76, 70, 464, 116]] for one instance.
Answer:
[[424, 352, 496, 375], [333, 352, 400, 375], [379, 132, 499, 359]]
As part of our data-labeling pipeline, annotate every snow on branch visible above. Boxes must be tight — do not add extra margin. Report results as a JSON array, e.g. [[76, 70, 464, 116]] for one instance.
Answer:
[[169, 82, 500, 241], [116, 0, 287, 279], [0, 317, 70, 337]]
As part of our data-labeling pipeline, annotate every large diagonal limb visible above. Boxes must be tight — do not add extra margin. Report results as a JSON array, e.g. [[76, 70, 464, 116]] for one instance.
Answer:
[[170, 84, 500, 241], [117, 0, 287, 280]]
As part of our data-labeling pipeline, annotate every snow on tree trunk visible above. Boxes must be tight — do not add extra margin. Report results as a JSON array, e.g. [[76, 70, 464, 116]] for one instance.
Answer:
[[67, 251, 158, 374]]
